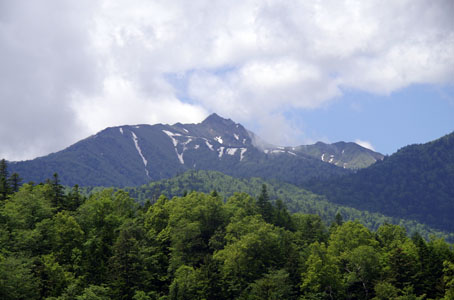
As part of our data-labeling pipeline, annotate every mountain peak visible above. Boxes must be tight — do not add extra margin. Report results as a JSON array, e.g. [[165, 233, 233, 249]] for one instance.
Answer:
[[202, 113, 235, 126]]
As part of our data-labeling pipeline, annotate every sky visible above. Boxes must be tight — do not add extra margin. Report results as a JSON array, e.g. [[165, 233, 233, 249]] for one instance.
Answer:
[[1, 0, 453, 161]]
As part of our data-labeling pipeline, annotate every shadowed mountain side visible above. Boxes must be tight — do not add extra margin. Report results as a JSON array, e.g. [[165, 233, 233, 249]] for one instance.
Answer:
[[303, 132, 454, 232]]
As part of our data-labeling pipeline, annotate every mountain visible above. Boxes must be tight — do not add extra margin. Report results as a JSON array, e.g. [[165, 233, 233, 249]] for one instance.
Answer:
[[9, 113, 382, 187], [304, 132, 454, 232], [295, 141, 384, 169]]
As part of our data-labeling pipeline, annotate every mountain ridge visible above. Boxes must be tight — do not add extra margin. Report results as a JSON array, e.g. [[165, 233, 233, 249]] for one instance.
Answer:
[[9, 113, 382, 187]]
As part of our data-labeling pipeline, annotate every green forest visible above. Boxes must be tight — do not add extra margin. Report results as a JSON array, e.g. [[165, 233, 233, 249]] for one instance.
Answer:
[[100, 170, 454, 242], [1, 169, 454, 299]]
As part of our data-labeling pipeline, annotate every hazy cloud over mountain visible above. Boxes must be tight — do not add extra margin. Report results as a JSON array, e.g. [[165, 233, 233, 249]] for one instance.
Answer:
[[1, 0, 453, 160]]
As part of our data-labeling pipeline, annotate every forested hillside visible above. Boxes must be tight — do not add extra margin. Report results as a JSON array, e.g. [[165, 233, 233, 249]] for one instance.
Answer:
[[305, 132, 454, 232], [1, 182, 454, 299], [111, 170, 452, 241]]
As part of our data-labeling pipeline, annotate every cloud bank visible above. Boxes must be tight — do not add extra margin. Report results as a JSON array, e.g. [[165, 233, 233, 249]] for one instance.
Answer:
[[1, 0, 453, 160]]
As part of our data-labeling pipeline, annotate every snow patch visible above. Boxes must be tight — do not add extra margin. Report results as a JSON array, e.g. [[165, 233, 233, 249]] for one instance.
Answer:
[[163, 130, 188, 164], [135, 126, 140, 129], [321, 153, 325, 161], [264, 149, 269, 154], [182, 128, 189, 133], [288, 151, 297, 156], [194, 145, 200, 150], [329, 157, 334, 163], [226, 148, 238, 155], [162, 130, 178, 147], [131, 132, 149, 177], [234, 134, 239, 140], [271, 150, 286, 154], [243, 138, 246, 144], [204, 139, 214, 151], [218, 147, 225, 158], [240, 148, 247, 161], [342, 149, 345, 154], [175, 149, 184, 164], [119, 128, 123, 135], [214, 136, 223, 144]]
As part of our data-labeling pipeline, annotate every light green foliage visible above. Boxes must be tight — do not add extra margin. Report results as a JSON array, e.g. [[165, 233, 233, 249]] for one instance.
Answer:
[[301, 242, 343, 299], [2, 184, 54, 230], [344, 245, 381, 299], [133, 290, 152, 300], [377, 223, 408, 250], [224, 192, 259, 220], [243, 269, 293, 300], [165, 192, 227, 271], [168, 265, 203, 300], [214, 216, 290, 298], [52, 211, 84, 265], [38, 254, 74, 298], [1, 179, 453, 300], [328, 221, 379, 258], [372, 281, 399, 300], [76, 285, 111, 300], [1, 184, 54, 254], [443, 261, 454, 300]]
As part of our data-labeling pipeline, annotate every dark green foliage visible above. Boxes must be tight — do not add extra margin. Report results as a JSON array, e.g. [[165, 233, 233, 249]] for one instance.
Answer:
[[0, 256, 40, 300], [244, 269, 294, 300], [0, 159, 11, 201], [9, 172, 21, 193], [257, 184, 273, 223], [305, 132, 454, 232], [50, 173, 65, 210]]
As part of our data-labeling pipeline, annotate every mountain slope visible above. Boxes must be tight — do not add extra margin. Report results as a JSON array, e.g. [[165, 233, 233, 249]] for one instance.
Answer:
[[304, 132, 454, 231], [11, 113, 381, 187]]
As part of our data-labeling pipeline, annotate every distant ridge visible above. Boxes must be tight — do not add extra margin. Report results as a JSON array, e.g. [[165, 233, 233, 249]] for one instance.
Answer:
[[304, 131, 454, 232]]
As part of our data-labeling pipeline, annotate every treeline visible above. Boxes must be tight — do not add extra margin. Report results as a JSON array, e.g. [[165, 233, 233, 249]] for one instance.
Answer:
[[1, 180, 454, 299]]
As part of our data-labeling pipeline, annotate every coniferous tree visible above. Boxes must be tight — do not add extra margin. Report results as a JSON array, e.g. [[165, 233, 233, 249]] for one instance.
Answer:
[[51, 173, 65, 210], [0, 159, 11, 201], [9, 172, 22, 193], [257, 184, 272, 222], [66, 184, 83, 211]]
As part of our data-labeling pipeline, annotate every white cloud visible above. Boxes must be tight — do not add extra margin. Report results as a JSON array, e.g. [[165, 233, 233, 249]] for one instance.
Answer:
[[71, 75, 207, 134], [1, 0, 453, 160], [355, 139, 376, 151]]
